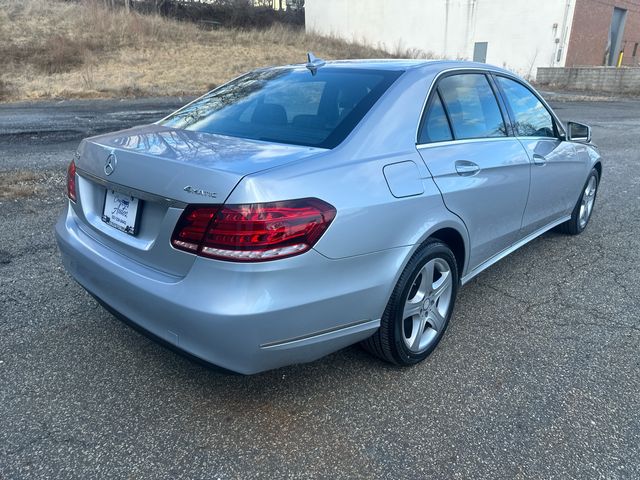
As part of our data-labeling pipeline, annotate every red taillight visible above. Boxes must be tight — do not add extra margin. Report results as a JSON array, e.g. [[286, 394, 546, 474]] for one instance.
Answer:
[[67, 159, 77, 202], [171, 198, 336, 262], [171, 206, 219, 253]]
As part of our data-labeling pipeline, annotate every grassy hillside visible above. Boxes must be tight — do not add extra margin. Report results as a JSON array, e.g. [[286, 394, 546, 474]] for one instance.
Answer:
[[0, 0, 418, 101]]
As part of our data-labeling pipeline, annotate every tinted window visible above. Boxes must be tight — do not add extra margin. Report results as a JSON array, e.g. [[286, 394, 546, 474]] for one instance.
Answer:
[[438, 74, 507, 140], [419, 94, 453, 144], [160, 68, 403, 149], [497, 76, 555, 137]]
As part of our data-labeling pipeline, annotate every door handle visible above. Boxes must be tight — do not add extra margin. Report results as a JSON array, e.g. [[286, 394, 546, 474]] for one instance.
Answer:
[[455, 160, 480, 176], [532, 153, 547, 166]]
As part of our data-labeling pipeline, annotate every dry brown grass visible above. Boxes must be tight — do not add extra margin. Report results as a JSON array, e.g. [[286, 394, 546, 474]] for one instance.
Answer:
[[0, 171, 45, 200], [0, 0, 426, 101], [0, 79, 10, 101]]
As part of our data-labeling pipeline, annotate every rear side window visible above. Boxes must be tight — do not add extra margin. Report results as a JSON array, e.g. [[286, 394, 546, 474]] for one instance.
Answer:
[[496, 76, 556, 138], [438, 74, 507, 140], [159, 67, 403, 149], [419, 94, 453, 144]]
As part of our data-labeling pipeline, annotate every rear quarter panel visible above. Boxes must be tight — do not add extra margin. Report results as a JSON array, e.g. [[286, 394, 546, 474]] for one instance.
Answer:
[[228, 149, 467, 261]]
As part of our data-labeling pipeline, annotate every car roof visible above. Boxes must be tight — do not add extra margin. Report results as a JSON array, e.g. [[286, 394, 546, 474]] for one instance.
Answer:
[[318, 59, 436, 70], [279, 59, 516, 77]]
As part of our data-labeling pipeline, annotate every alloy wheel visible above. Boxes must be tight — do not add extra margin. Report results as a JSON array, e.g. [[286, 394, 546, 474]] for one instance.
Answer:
[[579, 175, 597, 229], [401, 258, 453, 353]]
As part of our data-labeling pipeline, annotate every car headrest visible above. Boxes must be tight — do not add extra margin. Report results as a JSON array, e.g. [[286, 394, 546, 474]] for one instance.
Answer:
[[252, 103, 287, 125]]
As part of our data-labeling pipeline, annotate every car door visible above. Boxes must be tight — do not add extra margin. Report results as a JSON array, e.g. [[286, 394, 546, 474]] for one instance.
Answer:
[[493, 75, 587, 235], [417, 72, 531, 271]]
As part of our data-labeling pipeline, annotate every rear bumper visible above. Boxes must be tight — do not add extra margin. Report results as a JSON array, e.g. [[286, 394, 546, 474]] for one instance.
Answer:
[[55, 205, 410, 374]]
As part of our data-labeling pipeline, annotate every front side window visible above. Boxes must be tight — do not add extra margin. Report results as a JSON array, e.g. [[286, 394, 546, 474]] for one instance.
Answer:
[[496, 76, 556, 138], [160, 67, 403, 149], [437, 74, 507, 140]]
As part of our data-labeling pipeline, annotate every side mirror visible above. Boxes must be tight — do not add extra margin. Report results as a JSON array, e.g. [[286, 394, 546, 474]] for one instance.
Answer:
[[567, 121, 591, 143]]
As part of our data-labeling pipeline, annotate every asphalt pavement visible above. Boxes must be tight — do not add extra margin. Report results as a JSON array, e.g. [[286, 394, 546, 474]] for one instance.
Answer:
[[0, 95, 638, 479]]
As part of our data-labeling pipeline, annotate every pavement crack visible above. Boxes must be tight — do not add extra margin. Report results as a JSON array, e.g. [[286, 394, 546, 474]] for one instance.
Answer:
[[476, 282, 538, 313], [2, 420, 97, 457], [551, 319, 640, 333], [611, 275, 639, 307]]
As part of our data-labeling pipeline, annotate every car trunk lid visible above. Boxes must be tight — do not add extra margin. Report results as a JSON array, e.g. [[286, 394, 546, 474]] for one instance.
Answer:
[[71, 124, 326, 276]]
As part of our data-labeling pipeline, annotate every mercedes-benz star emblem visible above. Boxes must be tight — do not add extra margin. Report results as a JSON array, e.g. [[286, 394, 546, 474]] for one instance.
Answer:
[[104, 153, 117, 176]]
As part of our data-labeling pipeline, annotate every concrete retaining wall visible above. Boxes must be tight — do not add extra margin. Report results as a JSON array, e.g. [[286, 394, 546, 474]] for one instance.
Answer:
[[537, 67, 640, 94]]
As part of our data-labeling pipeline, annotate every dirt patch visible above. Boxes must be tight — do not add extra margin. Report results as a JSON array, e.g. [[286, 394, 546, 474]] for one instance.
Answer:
[[0, 171, 47, 200], [0, 78, 10, 101]]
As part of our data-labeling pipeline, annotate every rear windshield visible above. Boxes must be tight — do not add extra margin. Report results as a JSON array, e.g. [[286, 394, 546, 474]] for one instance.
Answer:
[[159, 67, 403, 149]]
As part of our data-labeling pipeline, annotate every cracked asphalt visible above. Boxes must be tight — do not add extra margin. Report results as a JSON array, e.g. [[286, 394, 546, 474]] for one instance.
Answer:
[[1, 96, 639, 479]]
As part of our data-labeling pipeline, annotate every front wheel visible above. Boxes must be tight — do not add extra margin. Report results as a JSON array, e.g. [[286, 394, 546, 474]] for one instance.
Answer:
[[362, 240, 459, 366], [557, 168, 599, 235]]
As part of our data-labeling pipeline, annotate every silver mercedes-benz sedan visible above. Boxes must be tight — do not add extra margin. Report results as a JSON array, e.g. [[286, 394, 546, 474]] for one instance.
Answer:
[[56, 58, 601, 374]]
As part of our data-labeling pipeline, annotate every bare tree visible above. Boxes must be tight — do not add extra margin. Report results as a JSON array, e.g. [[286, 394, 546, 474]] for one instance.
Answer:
[[154, 0, 168, 14]]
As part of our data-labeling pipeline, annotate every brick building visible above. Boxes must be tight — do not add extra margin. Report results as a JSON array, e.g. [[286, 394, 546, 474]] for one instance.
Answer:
[[566, 0, 640, 67]]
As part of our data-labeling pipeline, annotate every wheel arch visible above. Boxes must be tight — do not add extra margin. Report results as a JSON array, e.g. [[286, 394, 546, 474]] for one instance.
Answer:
[[364, 222, 467, 364], [428, 227, 466, 279], [391, 219, 470, 292], [593, 161, 602, 182]]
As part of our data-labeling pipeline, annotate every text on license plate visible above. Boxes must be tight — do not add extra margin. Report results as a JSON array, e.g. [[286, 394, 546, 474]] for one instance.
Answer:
[[102, 189, 141, 236]]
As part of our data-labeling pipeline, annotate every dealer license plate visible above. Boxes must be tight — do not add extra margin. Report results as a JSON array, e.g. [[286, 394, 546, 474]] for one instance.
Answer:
[[102, 189, 141, 236]]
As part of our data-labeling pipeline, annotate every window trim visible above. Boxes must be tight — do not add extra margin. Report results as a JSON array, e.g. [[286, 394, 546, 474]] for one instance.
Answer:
[[486, 74, 516, 137], [415, 67, 566, 147], [437, 89, 456, 141]]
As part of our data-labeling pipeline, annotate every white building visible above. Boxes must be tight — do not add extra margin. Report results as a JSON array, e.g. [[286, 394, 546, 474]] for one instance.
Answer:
[[305, 0, 578, 78]]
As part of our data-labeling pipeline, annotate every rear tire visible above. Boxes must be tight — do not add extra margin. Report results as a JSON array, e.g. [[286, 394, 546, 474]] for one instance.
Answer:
[[556, 168, 599, 235], [362, 240, 458, 366]]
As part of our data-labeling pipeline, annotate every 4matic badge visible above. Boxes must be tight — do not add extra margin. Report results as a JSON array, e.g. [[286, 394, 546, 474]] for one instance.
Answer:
[[183, 186, 217, 199]]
